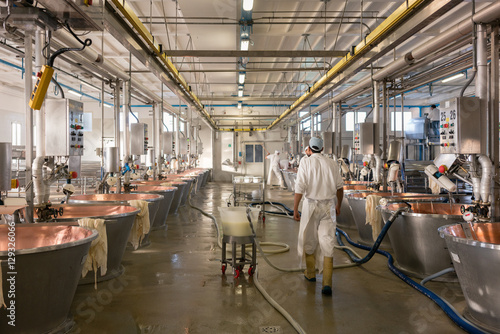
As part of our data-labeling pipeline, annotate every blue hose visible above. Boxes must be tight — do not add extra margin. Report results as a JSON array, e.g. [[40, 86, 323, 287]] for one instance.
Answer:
[[336, 228, 486, 334]]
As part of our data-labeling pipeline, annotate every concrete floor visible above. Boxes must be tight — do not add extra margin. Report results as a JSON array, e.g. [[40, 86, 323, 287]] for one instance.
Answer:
[[69, 183, 467, 334]]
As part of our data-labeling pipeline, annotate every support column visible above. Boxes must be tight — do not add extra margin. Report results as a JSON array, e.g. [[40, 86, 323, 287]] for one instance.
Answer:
[[382, 81, 388, 191], [490, 24, 499, 221], [114, 80, 122, 193], [35, 28, 45, 157], [24, 31, 34, 223]]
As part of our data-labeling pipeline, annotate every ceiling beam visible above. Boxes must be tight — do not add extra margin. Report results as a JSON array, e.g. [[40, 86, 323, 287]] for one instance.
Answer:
[[164, 50, 345, 58], [178, 67, 328, 73]]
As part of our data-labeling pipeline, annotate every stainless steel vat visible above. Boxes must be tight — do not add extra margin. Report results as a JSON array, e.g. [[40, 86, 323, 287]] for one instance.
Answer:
[[46, 204, 139, 283], [69, 193, 162, 247], [133, 180, 188, 215], [347, 192, 444, 249], [379, 202, 463, 280], [439, 223, 500, 333], [0, 224, 97, 333], [0, 142, 12, 191], [174, 177, 195, 206], [130, 186, 177, 230]]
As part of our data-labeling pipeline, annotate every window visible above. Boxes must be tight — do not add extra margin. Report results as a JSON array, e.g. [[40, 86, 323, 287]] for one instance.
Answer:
[[299, 112, 321, 132], [11, 122, 21, 145], [345, 111, 367, 131], [119, 111, 139, 131], [390, 111, 413, 131], [245, 144, 263, 163]]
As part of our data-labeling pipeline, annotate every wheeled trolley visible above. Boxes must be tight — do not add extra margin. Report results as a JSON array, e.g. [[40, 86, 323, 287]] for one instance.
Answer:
[[218, 206, 261, 278], [221, 235, 257, 278]]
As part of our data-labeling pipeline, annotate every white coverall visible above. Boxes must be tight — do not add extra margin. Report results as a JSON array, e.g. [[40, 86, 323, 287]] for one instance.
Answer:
[[295, 153, 344, 271], [266, 151, 285, 187]]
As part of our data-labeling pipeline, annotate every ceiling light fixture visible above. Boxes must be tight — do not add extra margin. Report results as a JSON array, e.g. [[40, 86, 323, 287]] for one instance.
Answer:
[[238, 89, 243, 97], [238, 102, 242, 109], [441, 73, 465, 83], [240, 39, 250, 51], [68, 90, 83, 97], [238, 72, 246, 84], [104, 103, 112, 108], [243, 0, 254, 11]]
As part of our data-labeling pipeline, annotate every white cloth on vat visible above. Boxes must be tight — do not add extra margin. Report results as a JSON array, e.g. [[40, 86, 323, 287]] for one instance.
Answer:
[[78, 218, 107, 289], [128, 200, 150, 250], [365, 195, 383, 241]]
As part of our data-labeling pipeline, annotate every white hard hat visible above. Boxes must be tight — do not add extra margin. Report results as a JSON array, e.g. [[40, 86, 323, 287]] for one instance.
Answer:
[[275, 150, 280, 154]]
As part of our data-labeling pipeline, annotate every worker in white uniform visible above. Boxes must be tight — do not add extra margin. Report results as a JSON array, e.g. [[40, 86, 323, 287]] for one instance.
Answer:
[[266, 150, 286, 189], [427, 104, 440, 136], [293, 137, 344, 296]]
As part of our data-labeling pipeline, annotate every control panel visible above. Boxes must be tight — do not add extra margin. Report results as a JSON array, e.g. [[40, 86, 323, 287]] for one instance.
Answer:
[[353, 122, 375, 155], [45, 99, 84, 156], [162, 132, 174, 155], [131, 123, 149, 155], [439, 97, 485, 154]]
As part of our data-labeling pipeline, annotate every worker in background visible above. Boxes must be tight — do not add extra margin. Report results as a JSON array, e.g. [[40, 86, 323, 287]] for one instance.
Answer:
[[266, 150, 286, 189], [293, 137, 343, 296], [427, 104, 440, 136], [304, 146, 312, 157]]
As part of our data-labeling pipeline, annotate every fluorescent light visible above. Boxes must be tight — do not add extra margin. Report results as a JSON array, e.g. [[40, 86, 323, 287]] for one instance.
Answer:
[[442, 73, 465, 83], [238, 102, 242, 109], [240, 39, 250, 51], [104, 103, 112, 108], [238, 73, 245, 84], [238, 89, 243, 97], [243, 0, 254, 11], [68, 90, 83, 97]]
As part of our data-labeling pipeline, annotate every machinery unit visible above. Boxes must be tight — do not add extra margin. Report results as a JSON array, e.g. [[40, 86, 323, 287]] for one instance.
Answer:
[[322, 131, 335, 155], [340, 144, 351, 161], [131, 123, 149, 155], [179, 137, 188, 155], [162, 132, 174, 155], [387, 141, 402, 162], [45, 99, 84, 156], [0, 142, 12, 191], [353, 123, 376, 155], [439, 97, 486, 154], [405, 117, 430, 140], [104, 147, 120, 173]]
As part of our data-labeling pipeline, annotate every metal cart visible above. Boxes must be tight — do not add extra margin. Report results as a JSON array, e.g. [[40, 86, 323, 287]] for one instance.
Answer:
[[220, 208, 258, 278]]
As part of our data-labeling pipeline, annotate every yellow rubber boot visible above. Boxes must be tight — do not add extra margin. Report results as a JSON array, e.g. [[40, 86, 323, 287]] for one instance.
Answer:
[[304, 253, 316, 282], [322, 256, 333, 295]]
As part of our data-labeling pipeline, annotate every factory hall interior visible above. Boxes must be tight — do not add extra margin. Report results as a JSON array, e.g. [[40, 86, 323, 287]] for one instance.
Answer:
[[2, 0, 500, 333]]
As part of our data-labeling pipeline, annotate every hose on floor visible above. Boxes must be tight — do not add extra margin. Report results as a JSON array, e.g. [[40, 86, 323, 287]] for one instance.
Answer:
[[335, 228, 487, 334], [186, 180, 307, 333]]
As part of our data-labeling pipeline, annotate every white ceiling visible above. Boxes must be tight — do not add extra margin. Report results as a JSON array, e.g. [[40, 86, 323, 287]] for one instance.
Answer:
[[0, 0, 497, 126]]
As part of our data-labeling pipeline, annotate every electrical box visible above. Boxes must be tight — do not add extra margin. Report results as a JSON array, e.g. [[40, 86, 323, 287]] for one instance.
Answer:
[[179, 137, 188, 155], [131, 123, 149, 155], [439, 97, 486, 154], [68, 155, 81, 179], [162, 132, 174, 155], [353, 123, 376, 155], [45, 99, 84, 156], [322, 132, 335, 155]]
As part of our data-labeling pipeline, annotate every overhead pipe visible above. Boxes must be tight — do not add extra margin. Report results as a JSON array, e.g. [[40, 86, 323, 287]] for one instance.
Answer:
[[324, 1, 500, 111], [266, 0, 429, 130], [109, 0, 217, 129]]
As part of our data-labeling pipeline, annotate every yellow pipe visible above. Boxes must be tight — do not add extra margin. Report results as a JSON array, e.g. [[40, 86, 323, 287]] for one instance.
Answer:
[[266, 0, 428, 130], [111, 0, 218, 129]]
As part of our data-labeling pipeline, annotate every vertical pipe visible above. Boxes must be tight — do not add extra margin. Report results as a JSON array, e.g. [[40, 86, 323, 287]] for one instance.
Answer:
[[337, 103, 342, 157], [373, 81, 380, 154], [114, 80, 121, 193], [490, 24, 499, 220], [34, 28, 45, 157], [123, 80, 130, 161], [101, 81, 105, 170], [24, 31, 34, 223], [152, 102, 157, 179], [477, 24, 488, 100], [382, 81, 388, 191], [401, 93, 405, 164], [176, 114, 180, 158]]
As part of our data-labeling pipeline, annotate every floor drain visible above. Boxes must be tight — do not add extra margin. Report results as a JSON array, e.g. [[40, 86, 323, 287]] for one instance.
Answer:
[[259, 326, 283, 333]]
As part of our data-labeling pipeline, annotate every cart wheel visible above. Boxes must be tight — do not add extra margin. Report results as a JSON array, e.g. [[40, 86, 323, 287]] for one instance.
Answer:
[[248, 266, 255, 276], [221, 264, 226, 275], [234, 269, 240, 279]]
